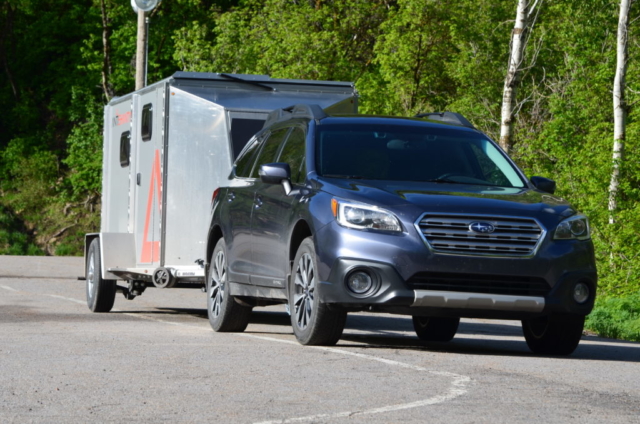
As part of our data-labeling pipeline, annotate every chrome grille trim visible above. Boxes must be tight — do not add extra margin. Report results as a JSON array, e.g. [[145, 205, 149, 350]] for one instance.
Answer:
[[415, 213, 546, 257]]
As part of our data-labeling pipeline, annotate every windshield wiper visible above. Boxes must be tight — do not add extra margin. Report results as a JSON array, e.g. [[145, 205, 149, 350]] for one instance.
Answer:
[[322, 174, 365, 179], [424, 178, 465, 184], [424, 178, 503, 187]]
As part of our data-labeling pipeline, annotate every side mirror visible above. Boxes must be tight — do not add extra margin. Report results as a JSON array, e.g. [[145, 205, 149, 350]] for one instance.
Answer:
[[259, 163, 291, 184], [530, 176, 556, 194], [259, 163, 292, 195]]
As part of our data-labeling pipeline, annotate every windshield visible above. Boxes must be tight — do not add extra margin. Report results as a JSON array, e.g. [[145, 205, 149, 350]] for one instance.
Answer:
[[316, 123, 525, 188]]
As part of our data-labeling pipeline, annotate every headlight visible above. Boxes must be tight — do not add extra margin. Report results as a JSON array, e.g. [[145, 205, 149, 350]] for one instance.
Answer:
[[331, 199, 402, 232], [553, 214, 590, 240]]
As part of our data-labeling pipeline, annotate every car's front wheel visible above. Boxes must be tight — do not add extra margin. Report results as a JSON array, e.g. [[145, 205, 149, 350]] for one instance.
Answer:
[[289, 238, 346, 345], [207, 238, 252, 332], [522, 314, 584, 355], [412, 316, 460, 342]]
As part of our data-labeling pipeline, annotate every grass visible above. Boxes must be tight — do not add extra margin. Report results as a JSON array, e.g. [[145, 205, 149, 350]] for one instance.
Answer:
[[585, 294, 640, 342]]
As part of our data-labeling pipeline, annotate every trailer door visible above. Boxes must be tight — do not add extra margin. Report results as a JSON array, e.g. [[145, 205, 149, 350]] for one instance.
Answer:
[[132, 88, 164, 266]]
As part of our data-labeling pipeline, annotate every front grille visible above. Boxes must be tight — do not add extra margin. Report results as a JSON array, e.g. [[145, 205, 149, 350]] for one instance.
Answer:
[[416, 214, 544, 257], [407, 272, 551, 297]]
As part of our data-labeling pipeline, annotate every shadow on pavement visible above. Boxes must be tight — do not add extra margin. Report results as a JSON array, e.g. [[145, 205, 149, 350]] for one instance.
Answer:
[[114, 307, 640, 362]]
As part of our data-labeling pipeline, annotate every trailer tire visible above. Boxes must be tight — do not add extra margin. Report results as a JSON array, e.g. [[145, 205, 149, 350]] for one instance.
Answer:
[[86, 238, 117, 312], [207, 239, 252, 332]]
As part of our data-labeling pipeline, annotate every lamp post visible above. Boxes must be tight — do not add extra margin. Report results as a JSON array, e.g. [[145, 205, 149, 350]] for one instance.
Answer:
[[131, 0, 160, 90]]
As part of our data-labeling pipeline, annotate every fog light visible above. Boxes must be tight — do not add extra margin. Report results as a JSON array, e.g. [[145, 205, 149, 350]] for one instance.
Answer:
[[573, 282, 590, 304], [347, 271, 373, 294]]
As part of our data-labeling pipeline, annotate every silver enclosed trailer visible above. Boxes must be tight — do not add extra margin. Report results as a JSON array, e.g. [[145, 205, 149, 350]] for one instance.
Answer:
[[84, 72, 357, 309]]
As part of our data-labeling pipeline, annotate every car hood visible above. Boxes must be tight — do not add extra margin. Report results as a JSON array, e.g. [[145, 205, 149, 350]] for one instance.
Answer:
[[316, 178, 575, 218]]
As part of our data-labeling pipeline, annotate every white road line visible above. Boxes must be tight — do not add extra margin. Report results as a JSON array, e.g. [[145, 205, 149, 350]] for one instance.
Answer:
[[243, 334, 471, 424], [0, 285, 19, 292], [48, 294, 86, 305], [4, 287, 472, 422]]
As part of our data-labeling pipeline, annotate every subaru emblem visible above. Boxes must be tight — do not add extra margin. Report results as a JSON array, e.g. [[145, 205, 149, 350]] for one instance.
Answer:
[[469, 221, 495, 234]]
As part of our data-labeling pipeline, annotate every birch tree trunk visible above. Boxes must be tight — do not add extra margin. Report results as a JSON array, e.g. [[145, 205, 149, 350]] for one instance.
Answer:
[[135, 9, 147, 91], [609, 0, 632, 225], [500, 0, 541, 153], [100, 0, 114, 102]]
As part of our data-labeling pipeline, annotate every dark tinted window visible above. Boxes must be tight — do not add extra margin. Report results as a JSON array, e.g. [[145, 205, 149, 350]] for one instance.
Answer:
[[250, 128, 290, 178], [277, 127, 306, 184], [231, 118, 266, 160], [120, 131, 131, 167], [235, 135, 264, 178], [141, 103, 152, 141], [316, 123, 524, 187]]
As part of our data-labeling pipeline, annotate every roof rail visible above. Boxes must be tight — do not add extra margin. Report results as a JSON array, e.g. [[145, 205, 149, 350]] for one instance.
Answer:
[[263, 104, 327, 129], [415, 112, 475, 129]]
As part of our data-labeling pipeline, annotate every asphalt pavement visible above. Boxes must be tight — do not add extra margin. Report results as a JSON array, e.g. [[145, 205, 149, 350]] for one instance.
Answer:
[[1, 255, 639, 423]]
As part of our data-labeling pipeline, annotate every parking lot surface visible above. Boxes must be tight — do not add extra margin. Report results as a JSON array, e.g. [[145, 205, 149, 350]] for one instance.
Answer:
[[1, 256, 639, 423]]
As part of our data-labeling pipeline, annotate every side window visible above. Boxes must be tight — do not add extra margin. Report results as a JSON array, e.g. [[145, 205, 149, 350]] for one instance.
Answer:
[[120, 131, 131, 167], [234, 134, 264, 178], [250, 128, 290, 178], [277, 127, 306, 184], [141, 103, 152, 141]]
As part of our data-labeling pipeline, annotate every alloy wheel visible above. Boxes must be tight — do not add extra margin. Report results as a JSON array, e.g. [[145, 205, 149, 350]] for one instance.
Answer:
[[293, 253, 315, 330]]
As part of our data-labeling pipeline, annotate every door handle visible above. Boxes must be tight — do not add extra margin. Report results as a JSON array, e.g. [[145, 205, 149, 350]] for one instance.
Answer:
[[137, 173, 141, 186]]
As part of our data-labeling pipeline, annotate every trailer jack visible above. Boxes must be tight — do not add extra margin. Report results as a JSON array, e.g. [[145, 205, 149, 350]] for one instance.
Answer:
[[116, 280, 147, 300], [152, 267, 176, 288]]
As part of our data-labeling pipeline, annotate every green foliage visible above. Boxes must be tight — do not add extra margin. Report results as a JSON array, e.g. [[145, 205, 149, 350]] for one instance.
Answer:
[[0, 204, 44, 255], [0, 0, 639, 339], [586, 295, 640, 341]]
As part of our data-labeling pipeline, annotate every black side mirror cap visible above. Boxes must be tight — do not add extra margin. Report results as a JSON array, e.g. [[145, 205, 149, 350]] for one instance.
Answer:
[[259, 163, 291, 185], [530, 176, 556, 194]]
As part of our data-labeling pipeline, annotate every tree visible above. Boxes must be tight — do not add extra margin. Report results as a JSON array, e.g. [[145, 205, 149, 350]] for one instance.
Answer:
[[609, 0, 633, 224], [500, 0, 542, 153]]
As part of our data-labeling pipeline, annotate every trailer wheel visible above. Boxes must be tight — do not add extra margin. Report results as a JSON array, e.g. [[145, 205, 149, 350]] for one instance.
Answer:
[[289, 238, 346, 345], [86, 238, 117, 312], [207, 239, 252, 332]]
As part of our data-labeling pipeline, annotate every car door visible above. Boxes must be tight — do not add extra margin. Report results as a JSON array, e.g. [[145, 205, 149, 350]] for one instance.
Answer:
[[223, 133, 265, 284], [251, 126, 307, 288], [225, 127, 290, 286]]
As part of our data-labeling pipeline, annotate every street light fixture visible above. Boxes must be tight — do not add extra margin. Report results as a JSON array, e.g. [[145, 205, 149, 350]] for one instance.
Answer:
[[132, 0, 161, 90]]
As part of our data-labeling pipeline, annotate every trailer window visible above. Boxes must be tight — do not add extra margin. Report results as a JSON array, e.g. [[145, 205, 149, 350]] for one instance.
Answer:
[[141, 103, 152, 141], [120, 131, 131, 167], [230, 118, 266, 160]]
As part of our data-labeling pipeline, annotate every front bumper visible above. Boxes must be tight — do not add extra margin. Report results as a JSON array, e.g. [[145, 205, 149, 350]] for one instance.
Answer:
[[318, 257, 597, 319]]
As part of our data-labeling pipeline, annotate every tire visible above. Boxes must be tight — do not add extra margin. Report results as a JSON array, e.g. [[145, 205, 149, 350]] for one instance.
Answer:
[[207, 238, 252, 332], [289, 238, 347, 346], [86, 238, 116, 312], [522, 314, 585, 355], [412, 316, 460, 342]]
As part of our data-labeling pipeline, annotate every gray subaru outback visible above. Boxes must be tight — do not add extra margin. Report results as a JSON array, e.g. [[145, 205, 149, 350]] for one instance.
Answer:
[[206, 104, 597, 355]]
